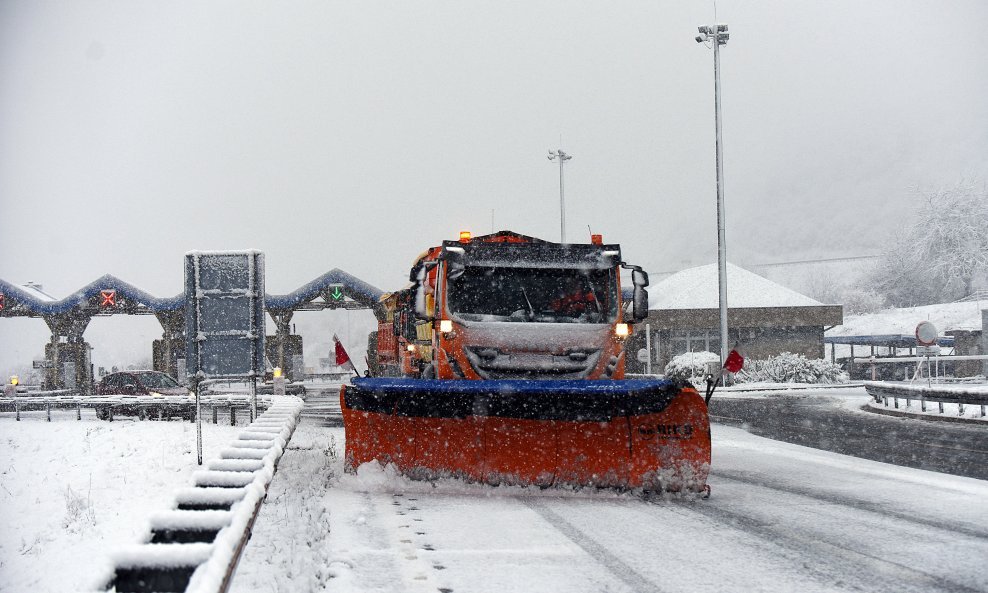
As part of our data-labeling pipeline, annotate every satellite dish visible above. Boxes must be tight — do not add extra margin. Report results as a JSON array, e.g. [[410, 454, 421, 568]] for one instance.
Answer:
[[915, 321, 938, 346]]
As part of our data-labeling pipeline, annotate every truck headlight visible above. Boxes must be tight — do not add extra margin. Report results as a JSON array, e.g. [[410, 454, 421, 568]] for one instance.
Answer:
[[614, 323, 630, 338], [439, 319, 454, 334]]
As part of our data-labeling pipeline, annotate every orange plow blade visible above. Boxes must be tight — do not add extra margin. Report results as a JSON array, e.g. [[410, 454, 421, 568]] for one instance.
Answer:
[[340, 378, 710, 492]]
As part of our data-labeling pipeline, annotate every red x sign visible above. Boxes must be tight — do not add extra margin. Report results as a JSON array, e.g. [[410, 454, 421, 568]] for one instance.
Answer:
[[100, 289, 116, 308], [0, 293, 5, 310]]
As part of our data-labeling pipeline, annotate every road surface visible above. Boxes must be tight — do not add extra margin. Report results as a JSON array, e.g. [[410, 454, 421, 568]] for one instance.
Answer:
[[231, 388, 988, 593]]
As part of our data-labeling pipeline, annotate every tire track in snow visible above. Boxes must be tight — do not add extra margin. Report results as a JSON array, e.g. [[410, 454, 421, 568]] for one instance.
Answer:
[[525, 498, 668, 593], [710, 469, 988, 540], [677, 493, 987, 593]]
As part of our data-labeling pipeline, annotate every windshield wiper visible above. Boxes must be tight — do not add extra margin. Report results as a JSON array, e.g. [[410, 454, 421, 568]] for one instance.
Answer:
[[520, 286, 535, 320]]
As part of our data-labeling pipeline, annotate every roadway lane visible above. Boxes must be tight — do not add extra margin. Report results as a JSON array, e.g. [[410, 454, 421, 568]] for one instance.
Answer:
[[299, 383, 344, 427], [233, 422, 988, 593], [708, 388, 988, 480]]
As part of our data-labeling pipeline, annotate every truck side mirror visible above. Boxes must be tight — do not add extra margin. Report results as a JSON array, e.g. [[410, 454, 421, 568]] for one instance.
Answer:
[[413, 262, 437, 320], [626, 266, 649, 322], [633, 286, 649, 321]]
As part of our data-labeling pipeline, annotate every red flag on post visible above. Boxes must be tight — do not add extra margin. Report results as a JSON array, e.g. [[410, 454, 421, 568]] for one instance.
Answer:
[[723, 349, 744, 374]]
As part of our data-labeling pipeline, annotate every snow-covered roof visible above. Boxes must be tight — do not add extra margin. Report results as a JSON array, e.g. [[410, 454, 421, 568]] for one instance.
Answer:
[[828, 301, 986, 337], [648, 263, 825, 310], [18, 282, 56, 302]]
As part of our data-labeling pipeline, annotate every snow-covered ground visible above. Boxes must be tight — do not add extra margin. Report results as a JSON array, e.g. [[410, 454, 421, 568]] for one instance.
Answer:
[[5, 394, 988, 593], [231, 413, 988, 593], [0, 411, 243, 592]]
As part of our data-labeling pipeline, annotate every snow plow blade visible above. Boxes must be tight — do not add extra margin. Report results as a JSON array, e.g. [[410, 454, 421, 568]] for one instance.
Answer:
[[340, 377, 710, 492]]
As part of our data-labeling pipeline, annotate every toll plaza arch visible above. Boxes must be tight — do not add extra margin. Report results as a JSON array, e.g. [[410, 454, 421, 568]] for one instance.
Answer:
[[0, 267, 383, 390], [265, 269, 384, 379]]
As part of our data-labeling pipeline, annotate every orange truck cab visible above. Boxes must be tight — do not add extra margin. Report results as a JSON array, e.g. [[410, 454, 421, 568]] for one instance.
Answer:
[[409, 231, 648, 380]]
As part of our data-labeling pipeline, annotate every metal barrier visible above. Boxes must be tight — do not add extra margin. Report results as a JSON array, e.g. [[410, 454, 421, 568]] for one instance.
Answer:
[[864, 381, 988, 417], [106, 396, 304, 593], [0, 394, 273, 424]]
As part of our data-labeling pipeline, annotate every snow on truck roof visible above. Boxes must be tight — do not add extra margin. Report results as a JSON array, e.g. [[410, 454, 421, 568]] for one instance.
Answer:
[[648, 263, 826, 310]]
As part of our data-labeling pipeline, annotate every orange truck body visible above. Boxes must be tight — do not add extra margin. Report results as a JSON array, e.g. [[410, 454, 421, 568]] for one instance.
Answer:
[[342, 231, 711, 492]]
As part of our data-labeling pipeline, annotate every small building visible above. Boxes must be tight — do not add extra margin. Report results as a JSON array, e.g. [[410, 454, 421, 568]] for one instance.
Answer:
[[627, 263, 843, 373]]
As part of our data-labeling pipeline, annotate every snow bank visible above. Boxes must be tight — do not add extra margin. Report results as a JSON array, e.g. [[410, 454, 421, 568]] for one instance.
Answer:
[[0, 415, 243, 593]]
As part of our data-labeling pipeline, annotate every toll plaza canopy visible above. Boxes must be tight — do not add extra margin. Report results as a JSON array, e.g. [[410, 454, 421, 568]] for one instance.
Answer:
[[824, 334, 955, 349], [0, 268, 384, 319]]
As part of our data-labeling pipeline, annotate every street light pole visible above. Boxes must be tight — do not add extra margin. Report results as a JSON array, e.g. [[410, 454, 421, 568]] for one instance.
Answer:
[[548, 148, 572, 243], [696, 23, 730, 378]]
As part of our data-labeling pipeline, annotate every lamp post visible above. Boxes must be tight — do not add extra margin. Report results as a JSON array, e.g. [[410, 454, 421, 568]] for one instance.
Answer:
[[548, 148, 572, 243], [696, 23, 730, 378]]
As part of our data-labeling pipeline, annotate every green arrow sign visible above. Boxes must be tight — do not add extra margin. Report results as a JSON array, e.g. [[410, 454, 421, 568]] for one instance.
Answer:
[[329, 285, 344, 301]]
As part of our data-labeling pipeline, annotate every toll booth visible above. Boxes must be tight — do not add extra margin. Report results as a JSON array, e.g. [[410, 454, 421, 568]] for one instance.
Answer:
[[265, 334, 304, 381], [43, 341, 93, 393], [152, 337, 186, 379]]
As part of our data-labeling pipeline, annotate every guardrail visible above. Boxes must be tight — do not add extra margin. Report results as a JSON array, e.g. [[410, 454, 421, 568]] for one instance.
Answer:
[[105, 395, 304, 593], [863, 381, 988, 417], [0, 393, 273, 424]]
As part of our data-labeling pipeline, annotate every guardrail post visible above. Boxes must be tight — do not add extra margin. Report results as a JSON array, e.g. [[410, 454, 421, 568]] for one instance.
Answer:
[[108, 407, 114, 422], [894, 396, 899, 409], [15, 400, 20, 421], [958, 402, 965, 416], [920, 396, 926, 412], [981, 405, 985, 417], [230, 407, 236, 426], [46, 402, 51, 422], [77, 401, 82, 420], [905, 397, 911, 409], [938, 402, 944, 414], [212, 406, 218, 425]]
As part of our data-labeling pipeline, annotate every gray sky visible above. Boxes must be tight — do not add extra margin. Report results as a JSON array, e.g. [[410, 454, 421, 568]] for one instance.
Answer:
[[2, 1, 987, 371]]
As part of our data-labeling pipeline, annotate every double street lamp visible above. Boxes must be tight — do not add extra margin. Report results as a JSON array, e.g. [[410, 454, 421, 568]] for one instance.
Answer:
[[696, 23, 731, 377], [548, 149, 573, 243]]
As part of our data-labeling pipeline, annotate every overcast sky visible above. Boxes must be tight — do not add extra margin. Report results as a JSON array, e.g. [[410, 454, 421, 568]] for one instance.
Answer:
[[2, 1, 987, 371]]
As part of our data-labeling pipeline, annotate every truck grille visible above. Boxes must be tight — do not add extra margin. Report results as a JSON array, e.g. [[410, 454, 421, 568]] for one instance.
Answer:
[[463, 347, 602, 380]]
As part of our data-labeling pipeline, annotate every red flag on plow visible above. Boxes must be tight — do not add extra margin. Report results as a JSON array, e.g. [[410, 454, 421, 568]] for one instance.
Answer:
[[723, 349, 745, 373], [334, 335, 358, 376]]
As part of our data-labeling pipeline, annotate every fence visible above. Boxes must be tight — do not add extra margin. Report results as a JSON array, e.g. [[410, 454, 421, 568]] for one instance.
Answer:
[[0, 393, 273, 424], [863, 381, 988, 417]]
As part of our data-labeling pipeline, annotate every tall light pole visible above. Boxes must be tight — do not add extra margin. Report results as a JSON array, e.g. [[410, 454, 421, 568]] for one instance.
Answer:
[[696, 23, 730, 378], [548, 148, 572, 243]]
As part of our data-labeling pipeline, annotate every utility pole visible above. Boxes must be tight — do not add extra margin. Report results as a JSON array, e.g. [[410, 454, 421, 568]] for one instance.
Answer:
[[696, 23, 730, 378], [547, 149, 572, 243]]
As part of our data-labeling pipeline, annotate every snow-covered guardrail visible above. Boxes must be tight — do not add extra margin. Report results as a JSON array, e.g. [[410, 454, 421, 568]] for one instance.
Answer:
[[864, 381, 988, 417], [105, 395, 304, 593], [0, 393, 273, 423]]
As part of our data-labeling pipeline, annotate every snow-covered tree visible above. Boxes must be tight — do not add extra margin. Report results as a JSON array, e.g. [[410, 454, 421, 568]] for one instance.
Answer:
[[867, 182, 988, 306]]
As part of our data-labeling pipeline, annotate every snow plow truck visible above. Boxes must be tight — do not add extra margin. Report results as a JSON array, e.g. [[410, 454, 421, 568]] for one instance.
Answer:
[[341, 231, 710, 492]]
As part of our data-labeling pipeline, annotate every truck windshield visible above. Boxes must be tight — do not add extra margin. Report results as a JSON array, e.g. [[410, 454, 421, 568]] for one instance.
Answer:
[[447, 266, 618, 323]]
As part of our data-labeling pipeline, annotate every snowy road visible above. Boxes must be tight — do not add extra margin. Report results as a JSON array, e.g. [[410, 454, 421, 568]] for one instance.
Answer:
[[232, 416, 988, 593]]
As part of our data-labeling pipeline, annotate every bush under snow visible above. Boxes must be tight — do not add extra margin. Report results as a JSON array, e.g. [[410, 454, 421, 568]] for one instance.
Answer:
[[664, 351, 720, 383], [736, 352, 849, 384]]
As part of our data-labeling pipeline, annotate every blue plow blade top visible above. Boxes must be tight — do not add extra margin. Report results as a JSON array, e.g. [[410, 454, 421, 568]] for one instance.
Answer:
[[351, 377, 675, 396]]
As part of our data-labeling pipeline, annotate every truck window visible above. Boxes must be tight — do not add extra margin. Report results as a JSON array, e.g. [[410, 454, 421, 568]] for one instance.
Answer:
[[447, 266, 617, 323]]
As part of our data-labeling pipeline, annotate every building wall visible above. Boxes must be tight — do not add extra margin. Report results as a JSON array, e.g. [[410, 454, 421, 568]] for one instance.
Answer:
[[625, 305, 840, 374]]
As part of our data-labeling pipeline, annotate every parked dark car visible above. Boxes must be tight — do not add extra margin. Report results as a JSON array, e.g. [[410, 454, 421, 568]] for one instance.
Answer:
[[94, 370, 191, 421], [96, 370, 188, 397]]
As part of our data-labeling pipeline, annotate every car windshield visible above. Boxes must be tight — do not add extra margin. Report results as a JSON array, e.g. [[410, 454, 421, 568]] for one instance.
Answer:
[[447, 266, 618, 323], [137, 372, 180, 389]]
